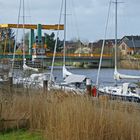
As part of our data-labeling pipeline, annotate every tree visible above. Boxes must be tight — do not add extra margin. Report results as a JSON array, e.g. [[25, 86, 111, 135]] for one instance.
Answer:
[[23, 32, 29, 47], [0, 28, 15, 53], [21, 32, 29, 52], [44, 32, 63, 52], [0, 28, 15, 41], [19, 32, 63, 53]]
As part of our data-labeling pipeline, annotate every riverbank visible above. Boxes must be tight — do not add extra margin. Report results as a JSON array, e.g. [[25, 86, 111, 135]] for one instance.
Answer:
[[1, 88, 140, 140], [119, 58, 140, 70]]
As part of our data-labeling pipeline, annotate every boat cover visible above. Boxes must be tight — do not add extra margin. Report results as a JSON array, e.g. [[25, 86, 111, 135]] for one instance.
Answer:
[[64, 74, 86, 84]]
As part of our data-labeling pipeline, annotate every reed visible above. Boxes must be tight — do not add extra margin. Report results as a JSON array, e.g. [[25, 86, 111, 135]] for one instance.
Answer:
[[0, 88, 140, 140], [119, 59, 140, 69]]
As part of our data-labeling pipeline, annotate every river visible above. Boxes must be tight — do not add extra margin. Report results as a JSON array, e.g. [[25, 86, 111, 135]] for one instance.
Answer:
[[50, 67, 140, 85]]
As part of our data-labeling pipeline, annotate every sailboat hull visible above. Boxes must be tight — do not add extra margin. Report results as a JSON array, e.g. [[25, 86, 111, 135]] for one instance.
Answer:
[[98, 91, 140, 103], [98, 84, 140, 103]]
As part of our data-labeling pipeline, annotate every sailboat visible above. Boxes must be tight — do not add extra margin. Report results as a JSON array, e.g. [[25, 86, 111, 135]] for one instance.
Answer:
[[97, 0, 140, 102], [50, 0, 87, 92], [10, 0, 37, 87], [11, 0, 53, 89]]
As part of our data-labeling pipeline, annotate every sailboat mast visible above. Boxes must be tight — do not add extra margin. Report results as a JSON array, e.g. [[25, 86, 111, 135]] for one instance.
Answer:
[[22, 0, 26, 65], [63, 0, 66, 66], [11, 0, 22, 74], [50, 0, 63, 82], [114, 0, 118, 72], [96, 0, 112, 86]]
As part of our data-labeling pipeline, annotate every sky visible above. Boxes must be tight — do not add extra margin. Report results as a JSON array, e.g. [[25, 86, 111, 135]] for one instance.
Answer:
[[0, 0, 140, 42]]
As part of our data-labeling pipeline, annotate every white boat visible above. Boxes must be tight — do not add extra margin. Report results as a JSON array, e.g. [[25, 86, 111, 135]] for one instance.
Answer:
[[97, 0, 140, 102], [98, 83, 140, 102], [10, 0, 52, 89], [52, 69, 87, 93], [13, 72, 53, 89], [50, 0, 87, 92]]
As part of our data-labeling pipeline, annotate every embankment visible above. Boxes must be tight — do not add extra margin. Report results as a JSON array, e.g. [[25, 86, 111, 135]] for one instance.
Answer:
[[119, 59, 140, 69]]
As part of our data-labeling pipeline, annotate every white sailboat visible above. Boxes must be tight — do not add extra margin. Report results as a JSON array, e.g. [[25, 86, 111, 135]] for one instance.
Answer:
[[62, 0, 87, 85], [50, 0, 87, 92], [11, 0, 53, 89], [10, 0, 37, 86], [97, 0, 140, 102]]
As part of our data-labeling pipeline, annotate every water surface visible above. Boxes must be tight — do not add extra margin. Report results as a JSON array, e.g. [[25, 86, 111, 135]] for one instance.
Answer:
[[51, 67, 140, 85]]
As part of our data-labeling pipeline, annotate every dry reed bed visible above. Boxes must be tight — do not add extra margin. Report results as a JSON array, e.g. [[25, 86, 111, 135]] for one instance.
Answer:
[[119, 59, 140, 69], [0, 87, 140, 140]]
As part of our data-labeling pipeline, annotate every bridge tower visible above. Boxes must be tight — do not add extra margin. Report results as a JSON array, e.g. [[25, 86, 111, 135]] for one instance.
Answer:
[[0, 23, 64, 60]]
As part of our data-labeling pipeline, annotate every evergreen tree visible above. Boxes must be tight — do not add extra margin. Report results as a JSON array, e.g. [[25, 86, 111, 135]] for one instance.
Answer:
[[44, 32, 63, 52], [0, 28, 15, 41], [0, 28, 15, 53]]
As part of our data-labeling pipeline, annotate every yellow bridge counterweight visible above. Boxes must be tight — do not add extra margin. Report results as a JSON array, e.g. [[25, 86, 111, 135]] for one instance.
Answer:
[[0, 24, 64, 30]]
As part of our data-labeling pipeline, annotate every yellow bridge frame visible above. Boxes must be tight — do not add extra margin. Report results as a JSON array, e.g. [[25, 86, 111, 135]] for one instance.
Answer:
[[0, 24, 64, 30]]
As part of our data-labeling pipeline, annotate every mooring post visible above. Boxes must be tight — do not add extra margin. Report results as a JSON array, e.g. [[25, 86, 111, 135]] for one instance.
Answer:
[[8, 72, 13, 88], [43, 75, 48, 93], [8, 72, 13, 96], [86, 78, 92, 95]]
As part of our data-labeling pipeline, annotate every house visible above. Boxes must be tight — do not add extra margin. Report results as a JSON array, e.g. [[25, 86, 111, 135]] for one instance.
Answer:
[[119, 40, 140, 55], [90, 39, 121, 48], [119, 35, 140, 55], [65, 41, 85, 53], [89, 39, 120, 54], [87, 35, 140, 56]]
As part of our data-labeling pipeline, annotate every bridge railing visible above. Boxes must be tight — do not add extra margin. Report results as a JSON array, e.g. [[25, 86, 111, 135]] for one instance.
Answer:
[[46, 52, 112, 58], [0, 52, 112, 59]]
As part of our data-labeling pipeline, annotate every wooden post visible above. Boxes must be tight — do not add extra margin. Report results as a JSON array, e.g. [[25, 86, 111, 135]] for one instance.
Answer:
[[43, 75, 48, 93], [8, 72, 13, 95], [8, 72, 13, 88], [86, 78, 92, 95]]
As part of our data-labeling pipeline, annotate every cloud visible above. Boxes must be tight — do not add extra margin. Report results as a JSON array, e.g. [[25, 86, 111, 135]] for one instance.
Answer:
[[0, 0, 139, 41]]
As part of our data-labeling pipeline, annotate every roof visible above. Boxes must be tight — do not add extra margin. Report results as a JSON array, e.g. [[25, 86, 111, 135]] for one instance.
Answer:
[[124, 40, 140, 48], [97, 39, 120, 44], [122, 35, 140, 41], [91, 39, 121, 48], [64, 74, 86, 84]]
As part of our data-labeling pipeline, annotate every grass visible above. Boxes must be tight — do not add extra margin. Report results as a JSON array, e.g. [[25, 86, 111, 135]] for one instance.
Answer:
[[133, 54, 140, 58], [0, 88, 140, 140], [0, 130, 44, 140]]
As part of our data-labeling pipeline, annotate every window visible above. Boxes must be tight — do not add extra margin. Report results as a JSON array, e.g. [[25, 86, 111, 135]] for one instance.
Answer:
[[122, 44, 126, 50]]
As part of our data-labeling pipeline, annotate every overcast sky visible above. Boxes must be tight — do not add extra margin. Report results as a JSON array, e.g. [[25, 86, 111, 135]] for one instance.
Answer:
[[0, 0, 140, 42]]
